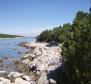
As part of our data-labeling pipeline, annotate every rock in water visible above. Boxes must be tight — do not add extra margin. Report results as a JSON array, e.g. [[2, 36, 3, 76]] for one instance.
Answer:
[[0, 58, 3, 63], [0, 71, 7, 78]]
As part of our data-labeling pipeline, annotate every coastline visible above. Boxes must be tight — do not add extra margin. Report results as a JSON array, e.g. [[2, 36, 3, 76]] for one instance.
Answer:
[[0, 37, 25, 39], [0, 37, 35, 39], [0, 42, 61, 84], [17, 42, 62, 71]]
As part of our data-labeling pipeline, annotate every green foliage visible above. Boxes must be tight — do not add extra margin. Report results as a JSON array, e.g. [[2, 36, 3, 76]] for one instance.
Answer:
[[36, 24, 73, 43], [60, 10, 91, 84], [36, 30, 52, 42], [0, 33, 22, 38], [36, 22, 74, 43], [37, 9, 91, 84]]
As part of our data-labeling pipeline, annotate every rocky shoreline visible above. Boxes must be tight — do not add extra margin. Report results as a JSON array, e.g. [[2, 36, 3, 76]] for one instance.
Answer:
[[0, 42, 62, 84]]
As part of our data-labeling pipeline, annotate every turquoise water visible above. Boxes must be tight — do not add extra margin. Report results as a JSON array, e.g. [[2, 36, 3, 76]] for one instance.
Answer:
[[0, 37, 35, 58]]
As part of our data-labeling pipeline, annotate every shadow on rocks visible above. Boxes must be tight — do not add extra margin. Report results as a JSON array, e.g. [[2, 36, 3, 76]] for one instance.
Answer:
[[47, 66, 61, 84], [46, 41, 58, 47], [47, 62, 66, 84]]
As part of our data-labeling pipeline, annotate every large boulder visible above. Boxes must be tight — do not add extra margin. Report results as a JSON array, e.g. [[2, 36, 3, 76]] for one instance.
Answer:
[[18, 42, 31, 49], [8, 72, 24, 82], [0, 77, 11, 84]]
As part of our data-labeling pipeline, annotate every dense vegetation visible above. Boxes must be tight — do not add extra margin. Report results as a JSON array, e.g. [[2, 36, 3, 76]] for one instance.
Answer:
[[37, 9, 91, 84], [36, 24, 72, 43], [0, 33, 22, 38]]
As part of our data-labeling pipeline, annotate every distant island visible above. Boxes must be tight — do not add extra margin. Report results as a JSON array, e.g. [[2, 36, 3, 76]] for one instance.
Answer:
[[0, 33, 23, 38]]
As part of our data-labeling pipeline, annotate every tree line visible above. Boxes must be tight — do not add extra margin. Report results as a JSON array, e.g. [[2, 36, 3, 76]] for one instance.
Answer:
[[37, 8, 91, 84], [0, 33, 22, 38]]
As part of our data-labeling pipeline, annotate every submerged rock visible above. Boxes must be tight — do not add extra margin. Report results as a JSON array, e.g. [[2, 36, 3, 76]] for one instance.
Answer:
[[3, 56, 9, 60], [0, 71, 7, 78], [18, 42, 31, 49], [0, 58, 3, 63]]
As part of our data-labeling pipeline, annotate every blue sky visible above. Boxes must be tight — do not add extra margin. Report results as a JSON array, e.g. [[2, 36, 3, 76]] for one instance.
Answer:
[[0, 0, 90, 36]]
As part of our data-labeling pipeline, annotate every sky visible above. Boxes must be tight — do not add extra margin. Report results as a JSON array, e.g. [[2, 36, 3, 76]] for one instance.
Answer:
[[0, 0, 90, 36]]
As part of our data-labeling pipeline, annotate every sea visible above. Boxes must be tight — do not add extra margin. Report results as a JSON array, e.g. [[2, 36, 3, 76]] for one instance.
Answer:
[[0, 37, 36, 58], [0, 37, 36, 72]]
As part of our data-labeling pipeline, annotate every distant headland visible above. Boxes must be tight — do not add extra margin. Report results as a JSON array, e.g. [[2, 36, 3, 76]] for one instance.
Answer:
[[0, 33, 24, 38]]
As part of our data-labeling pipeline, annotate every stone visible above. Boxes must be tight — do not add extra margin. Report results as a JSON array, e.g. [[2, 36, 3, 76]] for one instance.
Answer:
[[0, 71, 7, 78], [49, 79, 57, 84], [36, 71, 41, 76], [16, 43, 61, 73], [14, 42, 61, 84], [0, 58, 3, 63], [0, 77, 11, 84], [30, 81, 36, 84], [18, 42, 31, 49], [8, 72, 24, 82], [22, 75, 31, 81], [15, 78, 30, 84], [38, 71, 49, 84]]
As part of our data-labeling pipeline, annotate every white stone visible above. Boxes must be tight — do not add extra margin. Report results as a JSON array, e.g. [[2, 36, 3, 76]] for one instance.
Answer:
[[8, 72, 23, 78], [29, 81, 36, 84], [49, 79, 56, 84], [22, 75, 31, 81], [15, 78, 30, 84], [38, 71, 49, 84], [22, 59, 30, 64], [0, 77, 11, 84], [8, 72, 24, 82], [15, 42, 62, 83]]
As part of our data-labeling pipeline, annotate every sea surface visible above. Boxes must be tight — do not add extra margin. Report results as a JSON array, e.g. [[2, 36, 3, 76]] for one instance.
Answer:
[[0, 37, 35, 58], [0, 37, 35, 72]]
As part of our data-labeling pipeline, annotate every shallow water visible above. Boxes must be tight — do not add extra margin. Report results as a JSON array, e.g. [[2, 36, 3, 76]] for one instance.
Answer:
[[0, 37, 35, 58], [0, 37, 35, 72]]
